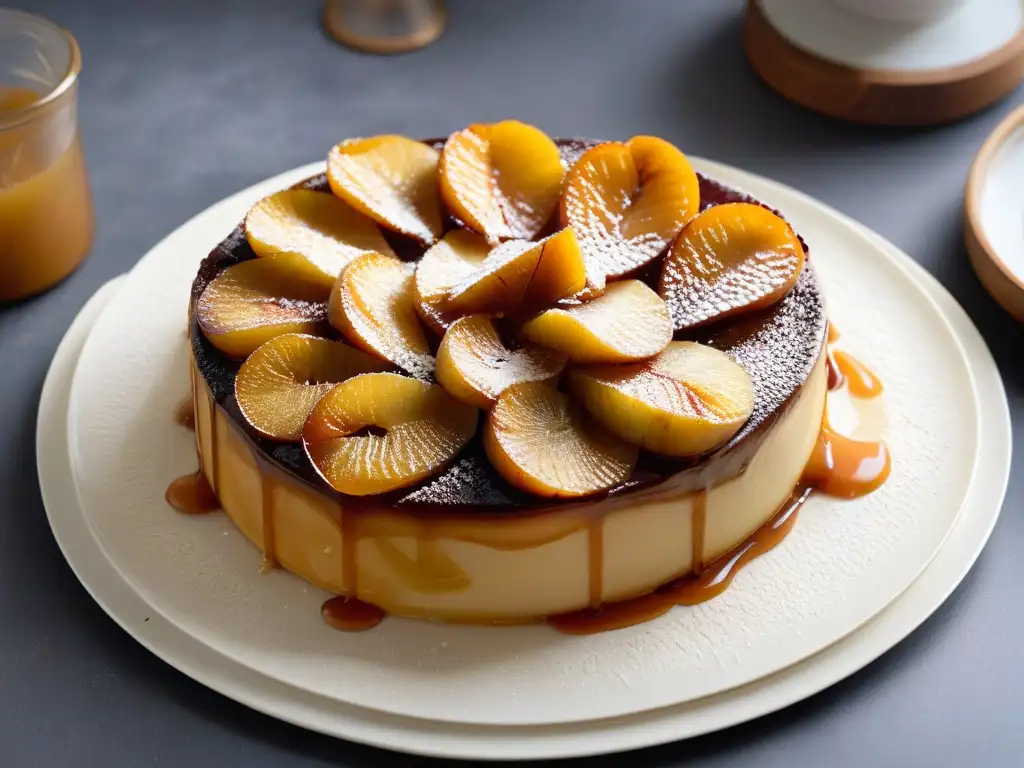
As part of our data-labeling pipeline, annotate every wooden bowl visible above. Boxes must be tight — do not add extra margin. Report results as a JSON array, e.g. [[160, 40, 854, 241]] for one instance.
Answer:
[[964, 104, 1024, 322]]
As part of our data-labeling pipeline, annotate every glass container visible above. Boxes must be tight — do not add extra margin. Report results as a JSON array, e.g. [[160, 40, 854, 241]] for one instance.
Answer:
[[0, 8, 93, 301]]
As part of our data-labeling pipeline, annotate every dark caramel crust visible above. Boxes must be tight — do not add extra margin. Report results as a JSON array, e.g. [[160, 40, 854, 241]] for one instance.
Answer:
[[189, 138, 827, 515]]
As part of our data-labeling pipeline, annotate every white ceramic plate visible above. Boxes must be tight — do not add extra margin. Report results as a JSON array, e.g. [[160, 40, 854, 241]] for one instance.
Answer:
[[62, 159, 981, 726], [38, 161, 1010, 759]]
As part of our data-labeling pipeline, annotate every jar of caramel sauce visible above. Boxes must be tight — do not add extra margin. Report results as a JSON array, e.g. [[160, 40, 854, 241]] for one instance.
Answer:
[[0, 9, 93, 302]]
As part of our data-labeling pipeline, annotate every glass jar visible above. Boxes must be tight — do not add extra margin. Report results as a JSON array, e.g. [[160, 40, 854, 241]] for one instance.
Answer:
[[0, 8, 93, 302]]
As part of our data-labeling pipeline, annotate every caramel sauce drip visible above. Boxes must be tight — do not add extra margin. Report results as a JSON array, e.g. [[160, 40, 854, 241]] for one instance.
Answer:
[[174, 396, 196, 430], [691, 489, 708, 575], [832, 350, 884, 399], [825, 323, 844, 391], [321, 595, 385, 632], [802, 417, 890, 499], [547, 488, 811, 635], [166, 380, 220, 515], [826, 349, 845, 392], [165, 471, 220, 515], [190, 364, 203, 466], [261, 472, 278, 570], [815, 324, 889, 496], [588, 519, 604, 609], [341, 507, 359, 595], [824, 324, 883, 400], [209, 389, 221, 494]]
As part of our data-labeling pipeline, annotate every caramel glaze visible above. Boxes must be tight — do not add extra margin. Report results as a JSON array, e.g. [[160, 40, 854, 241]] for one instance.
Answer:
[[808, 326, 889, 500], [823, 324, 883, 400], [209, 386, 220, 495], [165, 471, 219, 515], [826, 348, 845, 392], [549, 488, 812, 634], [588, 520, 604, 610], [549, 427, 890, 635], [691, 489, 708, 575], [259, 468, 278, 571], [174, 395, 196, 430], [825, 322, 844, 391], [802, 416, 891, 500], [321, 596, 384, 632], [832, 350, 884, 399], [167, 370, 213, 514]]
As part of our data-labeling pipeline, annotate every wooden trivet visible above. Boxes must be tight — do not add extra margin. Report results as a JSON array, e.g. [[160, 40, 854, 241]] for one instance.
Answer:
[[744, 0, 1024, 126]]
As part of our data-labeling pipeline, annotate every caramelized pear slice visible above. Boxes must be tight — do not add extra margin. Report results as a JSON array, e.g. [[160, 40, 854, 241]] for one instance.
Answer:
[[520, 279, 671, 364], [245, 189, 396, 290], [414, 230, 491, 334], [235, 333, 392, 442], [303, 372, 478, 496], [327, 135, 443, 245], [439, 120, 564, 243], [484, 381, 637, 498], [446, 228, 586, 315], [436, 315, 568, 408], [569, 341, 755, 457], [196, 254, 329, 359], [329, 251, 434, 378], [562, 136, 699, 290], [658, 202, 804, 331]]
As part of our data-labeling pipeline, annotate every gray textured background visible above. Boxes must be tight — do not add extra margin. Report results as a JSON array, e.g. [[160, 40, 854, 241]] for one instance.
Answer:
[[1, 1, 1022, 765]]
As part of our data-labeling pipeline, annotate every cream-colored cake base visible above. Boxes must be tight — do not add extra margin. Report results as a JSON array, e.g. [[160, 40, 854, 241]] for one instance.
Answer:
[[193, 353, 827, 622]]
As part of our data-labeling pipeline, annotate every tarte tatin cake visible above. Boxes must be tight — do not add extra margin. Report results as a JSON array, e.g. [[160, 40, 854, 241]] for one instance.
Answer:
[[174, 124, 890, 633]]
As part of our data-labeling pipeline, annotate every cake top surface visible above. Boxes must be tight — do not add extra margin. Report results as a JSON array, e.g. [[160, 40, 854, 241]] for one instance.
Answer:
[[191, 133, 826, 514]]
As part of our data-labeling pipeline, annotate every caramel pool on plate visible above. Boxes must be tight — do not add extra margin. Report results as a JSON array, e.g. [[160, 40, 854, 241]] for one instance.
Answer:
[[0, 85, 93, 301]]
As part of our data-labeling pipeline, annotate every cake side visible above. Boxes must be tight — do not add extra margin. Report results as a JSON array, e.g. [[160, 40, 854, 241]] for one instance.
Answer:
[[188, 347, 827, 620]]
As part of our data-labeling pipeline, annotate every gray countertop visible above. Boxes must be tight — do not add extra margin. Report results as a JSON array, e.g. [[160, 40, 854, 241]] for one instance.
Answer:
[[2, 1, 1022, 765]]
